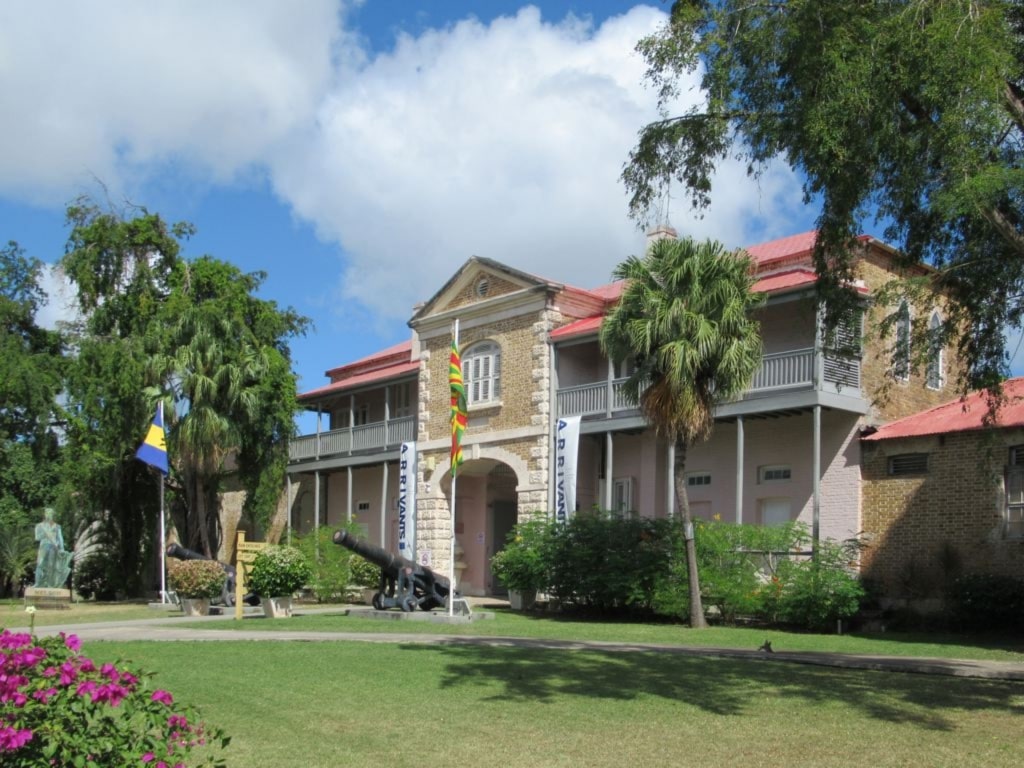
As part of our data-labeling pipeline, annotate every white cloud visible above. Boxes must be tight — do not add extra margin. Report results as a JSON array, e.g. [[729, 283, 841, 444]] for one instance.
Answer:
[[0, 2, 811, 326]]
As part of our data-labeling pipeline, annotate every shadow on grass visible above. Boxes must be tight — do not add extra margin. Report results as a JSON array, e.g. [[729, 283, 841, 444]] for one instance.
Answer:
[[401, 642, 1024, 731]]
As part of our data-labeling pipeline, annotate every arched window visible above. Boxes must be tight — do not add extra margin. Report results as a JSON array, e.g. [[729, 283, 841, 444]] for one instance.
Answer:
[[893, 300, 911, 381], [926, 311, 943, 390], [463, 341, 501, 406]]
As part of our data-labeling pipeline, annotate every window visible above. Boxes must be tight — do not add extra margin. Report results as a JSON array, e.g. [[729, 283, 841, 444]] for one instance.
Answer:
[[352, 403, 370, 426], [894, 300, 911, 381], [758, 465, 791, 483], [926, 311, 944, 390], [888, 453, 928, 476], [463, 341, 501, 406], [687, 472, 712, 488], [612, 477, 634, 513], [1006, 447, 1024, 538], [393, 381, 415, 419], [759, 498, 792, 526]]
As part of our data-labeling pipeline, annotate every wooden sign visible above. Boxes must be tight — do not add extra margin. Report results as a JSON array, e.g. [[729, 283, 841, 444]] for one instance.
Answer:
[[234, 531, 269, 620]]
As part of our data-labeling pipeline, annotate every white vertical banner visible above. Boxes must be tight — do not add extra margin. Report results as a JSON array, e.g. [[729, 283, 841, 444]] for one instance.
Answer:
[[397, 441, 417, 560], [554, 415, 581, 523]]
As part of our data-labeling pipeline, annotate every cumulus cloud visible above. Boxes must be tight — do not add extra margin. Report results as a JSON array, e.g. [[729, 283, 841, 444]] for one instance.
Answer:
[[0, 2, 809, 327]]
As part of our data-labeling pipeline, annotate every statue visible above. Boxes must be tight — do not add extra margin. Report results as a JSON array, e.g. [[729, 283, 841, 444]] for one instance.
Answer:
[[34, 508, 72, 589]]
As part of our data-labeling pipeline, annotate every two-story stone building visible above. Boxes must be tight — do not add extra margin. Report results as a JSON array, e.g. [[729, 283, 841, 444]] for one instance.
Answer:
[[283, 229, 958, 597]]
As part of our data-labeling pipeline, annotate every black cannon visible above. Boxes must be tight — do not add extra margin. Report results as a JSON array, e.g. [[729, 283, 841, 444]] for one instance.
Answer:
[[333, 529, 455, 612], [165, 543, 260, 607]]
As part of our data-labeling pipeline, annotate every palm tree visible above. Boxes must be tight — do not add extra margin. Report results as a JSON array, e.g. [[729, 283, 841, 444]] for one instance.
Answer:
[[599, 236, 764, 628]]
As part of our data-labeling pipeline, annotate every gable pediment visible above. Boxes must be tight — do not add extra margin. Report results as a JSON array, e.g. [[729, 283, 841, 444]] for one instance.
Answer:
[[411, 256, 558, 324]]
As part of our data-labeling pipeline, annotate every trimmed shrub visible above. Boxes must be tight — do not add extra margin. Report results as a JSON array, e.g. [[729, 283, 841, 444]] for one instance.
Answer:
[[948, 573, 1024, 630], [291, 527, 352, 603], [490, 518, 554, 593], [167, 560, 226, 600], [247, 546, 312, 598]]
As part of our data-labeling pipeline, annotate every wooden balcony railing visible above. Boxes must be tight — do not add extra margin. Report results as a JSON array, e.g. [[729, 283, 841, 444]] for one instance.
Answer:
[[289, 415, 415, 462]]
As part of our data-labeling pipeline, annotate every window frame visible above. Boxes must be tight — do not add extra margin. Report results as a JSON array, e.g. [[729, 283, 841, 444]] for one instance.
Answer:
[[462, 340, 502, 407], [758, 465, 792, 484], [893, 300, 911, 382], [926, 310, 944, 390]]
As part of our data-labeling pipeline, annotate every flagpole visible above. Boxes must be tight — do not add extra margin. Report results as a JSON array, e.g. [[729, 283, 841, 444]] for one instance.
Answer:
[[159, 472, 167, 603], [449, 318, 459, 618]]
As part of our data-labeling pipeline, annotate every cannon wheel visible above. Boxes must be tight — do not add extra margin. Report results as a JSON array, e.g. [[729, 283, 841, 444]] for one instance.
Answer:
[[371, 592, 385, 610], [401, 596, 417, 613]]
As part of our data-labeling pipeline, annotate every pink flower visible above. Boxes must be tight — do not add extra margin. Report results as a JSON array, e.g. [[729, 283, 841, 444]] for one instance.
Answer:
[[141, 752, 156, 763], [151, 690, 174, 705], [32, 687, 58, 703], [0, 725, 33, 751], [61, 634, 82, 652]]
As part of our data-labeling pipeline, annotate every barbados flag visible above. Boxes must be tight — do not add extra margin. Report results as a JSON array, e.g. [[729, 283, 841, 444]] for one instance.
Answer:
[[136, 402, 169, 475]]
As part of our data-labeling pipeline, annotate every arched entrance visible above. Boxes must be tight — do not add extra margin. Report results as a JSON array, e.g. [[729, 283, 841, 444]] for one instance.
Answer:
[[440, 459, 519, 596]]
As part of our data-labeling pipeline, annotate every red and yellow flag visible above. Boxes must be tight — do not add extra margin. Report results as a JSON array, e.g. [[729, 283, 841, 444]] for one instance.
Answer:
[[449, 336, 467, 477]]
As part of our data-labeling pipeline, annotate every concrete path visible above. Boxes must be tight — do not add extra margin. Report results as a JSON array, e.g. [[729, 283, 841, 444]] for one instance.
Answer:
[[10, 606, 1024, 682]]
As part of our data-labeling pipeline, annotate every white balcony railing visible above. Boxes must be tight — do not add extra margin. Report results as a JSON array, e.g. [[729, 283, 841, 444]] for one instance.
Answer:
[[289, 415, 415, 462], [556, 348, 860, 418]]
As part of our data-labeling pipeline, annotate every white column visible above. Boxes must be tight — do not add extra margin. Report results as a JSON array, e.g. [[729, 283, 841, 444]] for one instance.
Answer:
[[346, 466, 353, 523], [813, 405, 821, 557], [285, 474, 292, 545], [666, 441, 675, 518], [604, 432, 614, 510], [735, 416, 745, 524], [314, 470, 321, 534], [380, 461, 389, 547]]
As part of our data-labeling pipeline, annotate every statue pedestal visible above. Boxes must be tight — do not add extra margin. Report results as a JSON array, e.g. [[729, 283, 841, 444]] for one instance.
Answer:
[[24, 587, 72, 610]]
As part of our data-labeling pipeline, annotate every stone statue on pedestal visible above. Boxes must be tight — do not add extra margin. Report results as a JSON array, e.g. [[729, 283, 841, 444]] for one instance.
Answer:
[[34, 508, 72, 589]]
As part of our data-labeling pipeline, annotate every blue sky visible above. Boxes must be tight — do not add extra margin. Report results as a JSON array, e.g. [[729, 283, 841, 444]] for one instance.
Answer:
[[3, 1, 1004, 431]]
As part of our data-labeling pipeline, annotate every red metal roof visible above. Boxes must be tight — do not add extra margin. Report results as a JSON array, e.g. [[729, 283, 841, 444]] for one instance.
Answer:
[[744, 231, 871, 267], [862, 378, 1024, 441], [299, 359, 419, 401]]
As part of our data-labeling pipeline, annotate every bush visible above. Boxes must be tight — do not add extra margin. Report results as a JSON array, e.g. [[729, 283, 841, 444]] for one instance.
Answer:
[[167, 560, 227, 600], [349, 555, 381, 590], [490, 518, 554, 593], [775, 538, 866, 630], [291, 528, 352, 603], [0, 629, 228, 766], [246, 546, 312, 598], [948, 573, 1024, 630], [72, 552, 119, 601]]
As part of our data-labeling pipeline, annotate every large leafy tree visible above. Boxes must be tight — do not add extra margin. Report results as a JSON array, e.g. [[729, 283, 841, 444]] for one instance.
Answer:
[[599, 236, 763, 628], [0, 242, 65, 595], [624, 0, 1024, 389], [61, 200, 308, 591]]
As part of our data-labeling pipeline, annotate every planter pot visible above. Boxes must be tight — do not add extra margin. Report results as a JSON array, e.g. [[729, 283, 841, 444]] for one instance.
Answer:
[[180, 598, 210, 617], [261, 596, 293, 619], [508, 589, 537, 611]]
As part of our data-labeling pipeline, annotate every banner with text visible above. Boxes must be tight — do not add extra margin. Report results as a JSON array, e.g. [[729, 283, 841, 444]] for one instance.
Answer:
[[554, 416, 581, 524], [398, 442, 417, 560]]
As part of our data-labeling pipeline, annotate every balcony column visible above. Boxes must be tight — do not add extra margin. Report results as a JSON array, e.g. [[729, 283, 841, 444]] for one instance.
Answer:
[[666, 441, 675, 518], [314, 470, 321, 536], [384, 385, 391, 447], [380, 460, 389, 547], [604, 432, 613, 510], [735, 416, 745, 524], [349, 395, 355, 456], [605, 358, 614, 418], [285, 474, 292, 545], [814, 304, 825, 389], [812, 405, 821, 558], [346, 466, 353, 523], [315, 406, 322, 460]]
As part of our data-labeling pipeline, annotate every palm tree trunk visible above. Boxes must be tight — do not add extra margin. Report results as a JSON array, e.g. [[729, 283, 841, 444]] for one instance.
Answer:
[[674, 438, 707, 628]]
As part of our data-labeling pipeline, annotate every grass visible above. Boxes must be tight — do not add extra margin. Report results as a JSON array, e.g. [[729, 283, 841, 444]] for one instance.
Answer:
[[0, 598, 177, 627], [179, 606, 1024, 662], [88, 639, 1024, 768]]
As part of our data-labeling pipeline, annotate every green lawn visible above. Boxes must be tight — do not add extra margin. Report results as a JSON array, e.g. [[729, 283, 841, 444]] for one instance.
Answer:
[[182, 607, 1024, 662], [89, 639, 1024, 768], [0, 598, 177, 627]]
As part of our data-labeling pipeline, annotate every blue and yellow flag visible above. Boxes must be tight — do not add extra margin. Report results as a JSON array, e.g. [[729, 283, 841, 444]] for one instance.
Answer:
[[136, 402, 168, 475]]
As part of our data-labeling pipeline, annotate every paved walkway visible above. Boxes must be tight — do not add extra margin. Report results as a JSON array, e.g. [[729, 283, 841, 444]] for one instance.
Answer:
[[10, 605, 1024, 682]]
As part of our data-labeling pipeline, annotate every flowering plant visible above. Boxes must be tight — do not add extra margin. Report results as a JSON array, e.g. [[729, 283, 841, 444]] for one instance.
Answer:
[[246, 546, 312, 597], [167, 560, 227, 600], [0, 629, 229, 766]]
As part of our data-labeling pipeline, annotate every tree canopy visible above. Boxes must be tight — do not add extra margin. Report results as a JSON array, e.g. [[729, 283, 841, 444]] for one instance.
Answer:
[[624, 0, 1024, 389]]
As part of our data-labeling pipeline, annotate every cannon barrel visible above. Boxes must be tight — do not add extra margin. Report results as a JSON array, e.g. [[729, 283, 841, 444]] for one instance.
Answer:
[[166, 543, 210, 561], [332, 529, 415, 578], [333, 529, 453, 611]]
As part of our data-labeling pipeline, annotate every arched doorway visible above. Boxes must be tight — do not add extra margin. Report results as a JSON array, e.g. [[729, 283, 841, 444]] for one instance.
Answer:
[[440, 459, 519, 596]]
